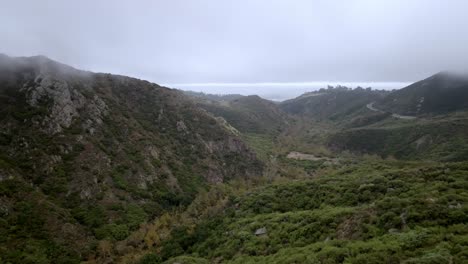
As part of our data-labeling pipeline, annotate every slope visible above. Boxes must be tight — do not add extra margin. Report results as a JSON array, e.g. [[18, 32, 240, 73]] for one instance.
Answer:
[[376, 72, 468, 116], [0, 55, 262, 263], [280, 86, 389, 121], [188, 93, 292, 135], [144, 160, 468, 264]]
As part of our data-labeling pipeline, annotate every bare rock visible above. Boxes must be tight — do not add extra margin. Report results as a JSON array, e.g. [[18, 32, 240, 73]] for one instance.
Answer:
[[254, 227, 267, 236], [22, 75, 84, 134]]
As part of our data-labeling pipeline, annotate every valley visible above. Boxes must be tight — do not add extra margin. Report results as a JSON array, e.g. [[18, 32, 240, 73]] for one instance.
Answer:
[[0, 56, 467, 264], [3, 1, 468, 263]]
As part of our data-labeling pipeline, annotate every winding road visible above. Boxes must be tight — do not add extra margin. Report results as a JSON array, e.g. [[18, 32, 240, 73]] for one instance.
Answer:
[[366, 102, 416, 120]]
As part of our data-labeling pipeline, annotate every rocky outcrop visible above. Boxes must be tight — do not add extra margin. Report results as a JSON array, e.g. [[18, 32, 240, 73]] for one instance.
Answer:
[[23, 75, 83, 134], [18, 73, 108, 135], [254, 227, 267, 236]]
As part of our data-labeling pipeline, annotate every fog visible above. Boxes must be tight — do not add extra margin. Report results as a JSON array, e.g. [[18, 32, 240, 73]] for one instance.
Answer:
[[1, 0, 468, 97]]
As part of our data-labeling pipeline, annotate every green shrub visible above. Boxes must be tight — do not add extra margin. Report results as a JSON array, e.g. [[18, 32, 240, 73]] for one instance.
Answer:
[[140, 253, 162, 264]]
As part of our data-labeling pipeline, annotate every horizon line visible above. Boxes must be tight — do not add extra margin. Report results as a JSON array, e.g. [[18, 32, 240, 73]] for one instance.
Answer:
[[163, 81, 412, 87]]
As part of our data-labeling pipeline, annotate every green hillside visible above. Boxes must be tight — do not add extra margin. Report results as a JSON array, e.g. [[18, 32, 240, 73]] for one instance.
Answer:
[[328, 116, 468, 161], [377, 72, 468, 116], [280, 86, 389, 121], [141, 160, 468, 264], [189, 94, 292, 135], [0, 55, 262, 263], [1, 56, 468, 264]]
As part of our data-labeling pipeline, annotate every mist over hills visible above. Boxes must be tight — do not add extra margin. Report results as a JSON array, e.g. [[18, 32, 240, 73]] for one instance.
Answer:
[[1, 55, 467, 263], [2, 0, 468, 263]]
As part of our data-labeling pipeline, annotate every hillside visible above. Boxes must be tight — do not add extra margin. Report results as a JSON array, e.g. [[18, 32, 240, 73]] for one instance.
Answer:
[[1, 55, 468, 264], [182, 91, 243, 102], [376, 72, 468, 116], [188, 94, 292, 135], [280, 86, 389, 121], [139, 160, 468, 264], [0, 55, 263, 263], [328, 116, 468, 161], [267, 74, 468, 161], [324, 73, 468, 161]]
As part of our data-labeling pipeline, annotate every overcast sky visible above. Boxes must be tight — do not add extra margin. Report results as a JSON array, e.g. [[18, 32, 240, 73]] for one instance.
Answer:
[[2, 0, 468, 86]]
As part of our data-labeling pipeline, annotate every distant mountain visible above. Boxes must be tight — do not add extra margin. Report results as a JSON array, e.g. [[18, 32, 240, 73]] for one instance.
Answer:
[[0, 55, 262, 262], [280, 86, 389, 121], [376, 72, 468, 116], [182, 90, 244, 102], [188, 93, 292, 135]]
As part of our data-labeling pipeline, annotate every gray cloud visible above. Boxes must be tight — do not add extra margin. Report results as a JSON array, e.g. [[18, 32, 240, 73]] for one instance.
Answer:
[[1, 0, 468, 85]]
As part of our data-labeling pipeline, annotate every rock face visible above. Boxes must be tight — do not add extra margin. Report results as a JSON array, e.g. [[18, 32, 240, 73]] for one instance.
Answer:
[[21, 74, 109, 135], [0, 54, 263, 261]]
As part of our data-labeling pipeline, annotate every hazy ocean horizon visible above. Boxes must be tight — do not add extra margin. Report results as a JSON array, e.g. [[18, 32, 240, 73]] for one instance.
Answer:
[[165, 82, 411, 101]]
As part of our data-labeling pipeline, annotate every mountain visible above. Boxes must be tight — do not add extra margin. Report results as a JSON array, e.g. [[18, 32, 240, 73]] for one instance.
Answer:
[[187, 93, 292, 135], [325, 73, 468, 161], [2, 55, 467, 263], [280, 86, 389, 121], [0, 55, 262, 263], [272, 77, 468, 161], [376, 72, 468, 116]]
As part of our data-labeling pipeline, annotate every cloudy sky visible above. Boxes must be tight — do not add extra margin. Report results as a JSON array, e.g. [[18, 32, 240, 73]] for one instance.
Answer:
[[2, 0, 468, 96]]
